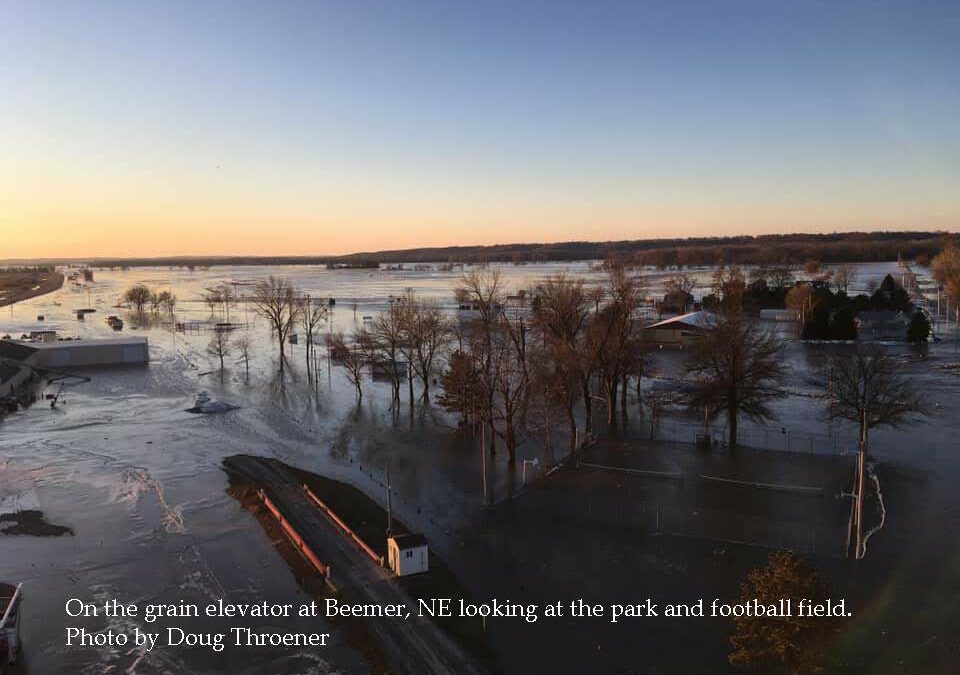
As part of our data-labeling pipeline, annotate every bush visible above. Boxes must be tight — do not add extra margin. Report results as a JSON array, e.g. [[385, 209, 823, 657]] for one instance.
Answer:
[[907, 311, 931, 343], [729, 551, 835, 673], [830, 308, 858, 340]]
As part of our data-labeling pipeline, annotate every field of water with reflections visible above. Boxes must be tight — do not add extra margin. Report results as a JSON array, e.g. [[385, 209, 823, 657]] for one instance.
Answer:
[[1, 260, 959, 675]]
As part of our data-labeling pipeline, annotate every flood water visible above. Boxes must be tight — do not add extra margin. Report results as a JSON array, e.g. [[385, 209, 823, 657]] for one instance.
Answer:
[[1, 260, 959, 674]]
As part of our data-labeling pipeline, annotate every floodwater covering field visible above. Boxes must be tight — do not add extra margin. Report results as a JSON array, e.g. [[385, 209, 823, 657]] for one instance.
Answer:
[[1, 261, 959, 674]]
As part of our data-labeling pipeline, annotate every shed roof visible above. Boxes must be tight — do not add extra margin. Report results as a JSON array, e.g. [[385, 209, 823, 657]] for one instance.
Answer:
[[390, 533, 428, 550], [646, 311, 717, 331]]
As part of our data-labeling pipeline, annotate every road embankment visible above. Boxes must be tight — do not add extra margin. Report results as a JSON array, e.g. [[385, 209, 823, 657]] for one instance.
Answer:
[[223, 454, 491, 675], [0, 271, 65, 308]]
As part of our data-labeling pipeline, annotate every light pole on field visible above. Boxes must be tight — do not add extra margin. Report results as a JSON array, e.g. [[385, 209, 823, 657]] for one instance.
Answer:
[[522, 458, 539, 487]]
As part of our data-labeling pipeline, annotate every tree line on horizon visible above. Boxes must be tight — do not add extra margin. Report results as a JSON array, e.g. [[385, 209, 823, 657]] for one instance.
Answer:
[[336, 230, 959, 267], [20, 230, 959, 270]]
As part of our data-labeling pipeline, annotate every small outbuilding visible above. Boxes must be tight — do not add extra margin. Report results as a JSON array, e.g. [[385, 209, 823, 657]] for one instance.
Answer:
[[857, 310, 911, 341], [387, 533, 429, 577], [759, 309, 799, 322], [28, 330, 58, 342], [644, 311, 716, 348]]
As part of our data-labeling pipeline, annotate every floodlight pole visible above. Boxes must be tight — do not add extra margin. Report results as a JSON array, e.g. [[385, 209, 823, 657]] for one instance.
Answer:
[[386, 459, 393, 537]]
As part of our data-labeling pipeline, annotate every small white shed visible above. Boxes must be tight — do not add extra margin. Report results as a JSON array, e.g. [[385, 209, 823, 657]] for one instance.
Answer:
[[387, 533, 429, 577]]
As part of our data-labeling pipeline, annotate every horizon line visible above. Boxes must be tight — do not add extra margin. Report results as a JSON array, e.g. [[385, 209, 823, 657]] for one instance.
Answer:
[[2, 228, 957, 265]]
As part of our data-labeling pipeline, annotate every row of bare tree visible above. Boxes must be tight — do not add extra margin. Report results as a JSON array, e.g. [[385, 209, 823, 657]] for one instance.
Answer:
[[248, 276, 329, 382], [326, 292, 450, 404], [432, 263, 650, 462], [240, 269, 923, 560], [123, 284, 177, 314]]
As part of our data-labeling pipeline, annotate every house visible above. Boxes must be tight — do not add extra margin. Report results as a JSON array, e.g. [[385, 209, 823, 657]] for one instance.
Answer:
[[371, 359, 408, 381], [387, 533, 429, 577], [644, 311, 716, 348], [857, 311, 910, 341], [660, 290, 695, 315], [759, 309, 798, 322], [457, 301, 503, 322]]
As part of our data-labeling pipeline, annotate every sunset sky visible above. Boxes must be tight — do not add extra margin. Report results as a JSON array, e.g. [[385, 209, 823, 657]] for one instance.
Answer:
[[2, 0, 958, 259]]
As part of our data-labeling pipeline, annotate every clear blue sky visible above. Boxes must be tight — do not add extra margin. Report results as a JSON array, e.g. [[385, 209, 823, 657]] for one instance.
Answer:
[[2, 0, 958, 257]]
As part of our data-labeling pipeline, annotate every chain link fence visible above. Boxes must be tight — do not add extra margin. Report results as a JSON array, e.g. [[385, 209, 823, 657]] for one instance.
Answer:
[[647, 418, 857, 456]]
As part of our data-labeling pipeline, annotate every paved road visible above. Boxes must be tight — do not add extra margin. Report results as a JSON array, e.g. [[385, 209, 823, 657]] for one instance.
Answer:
[[225, 455, 489, 675]]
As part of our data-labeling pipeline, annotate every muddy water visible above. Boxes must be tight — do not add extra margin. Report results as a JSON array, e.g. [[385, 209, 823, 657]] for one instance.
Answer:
[[1, 261, 958, 674]]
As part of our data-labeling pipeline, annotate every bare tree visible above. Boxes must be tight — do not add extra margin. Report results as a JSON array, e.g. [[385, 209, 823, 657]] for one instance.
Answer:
[[251, 276, 300, 372], [218, 282, 236, 320], [822, 346, 924, 559], [156, 290, 177, 315], [395, 292, 419, 404], [369, 299, 407, 404], [234, 335, 251, 378], [686, 307, 786, 448], [529, 342, 581, 455], [124, 284, 152, 314], [532, 274, 591, 451], [203, 287, 223, 315], [327, 331, 368, 402], [710, 265, 746, 308], [487, 324, 528, 462], [203, 283, 236, 318], [834, 263, 854, 295], [457, 270, 506, 453], [299, 295, 329, 383], [399, 291, 451, 402], [149, 290, 163, 313], [207, 328, 231, 373], [766, 264, 795, 291], [644, 389, 671, 439], [664, 272, 696, 313], [587, 261, 645, 428]]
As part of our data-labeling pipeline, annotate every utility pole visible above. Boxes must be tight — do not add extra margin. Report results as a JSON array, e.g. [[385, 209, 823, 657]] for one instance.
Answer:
[[385, 459, 393, 537], [480, 421, 488, 506], [543, 385, 552, 462]]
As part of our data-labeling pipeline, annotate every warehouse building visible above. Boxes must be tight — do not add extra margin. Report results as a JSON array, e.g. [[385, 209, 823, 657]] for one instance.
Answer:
[[26, 337, 149, 368]]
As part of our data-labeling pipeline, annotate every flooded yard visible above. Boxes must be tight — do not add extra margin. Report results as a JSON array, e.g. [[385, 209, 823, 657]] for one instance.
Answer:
[[1, 261, 958, 674]]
